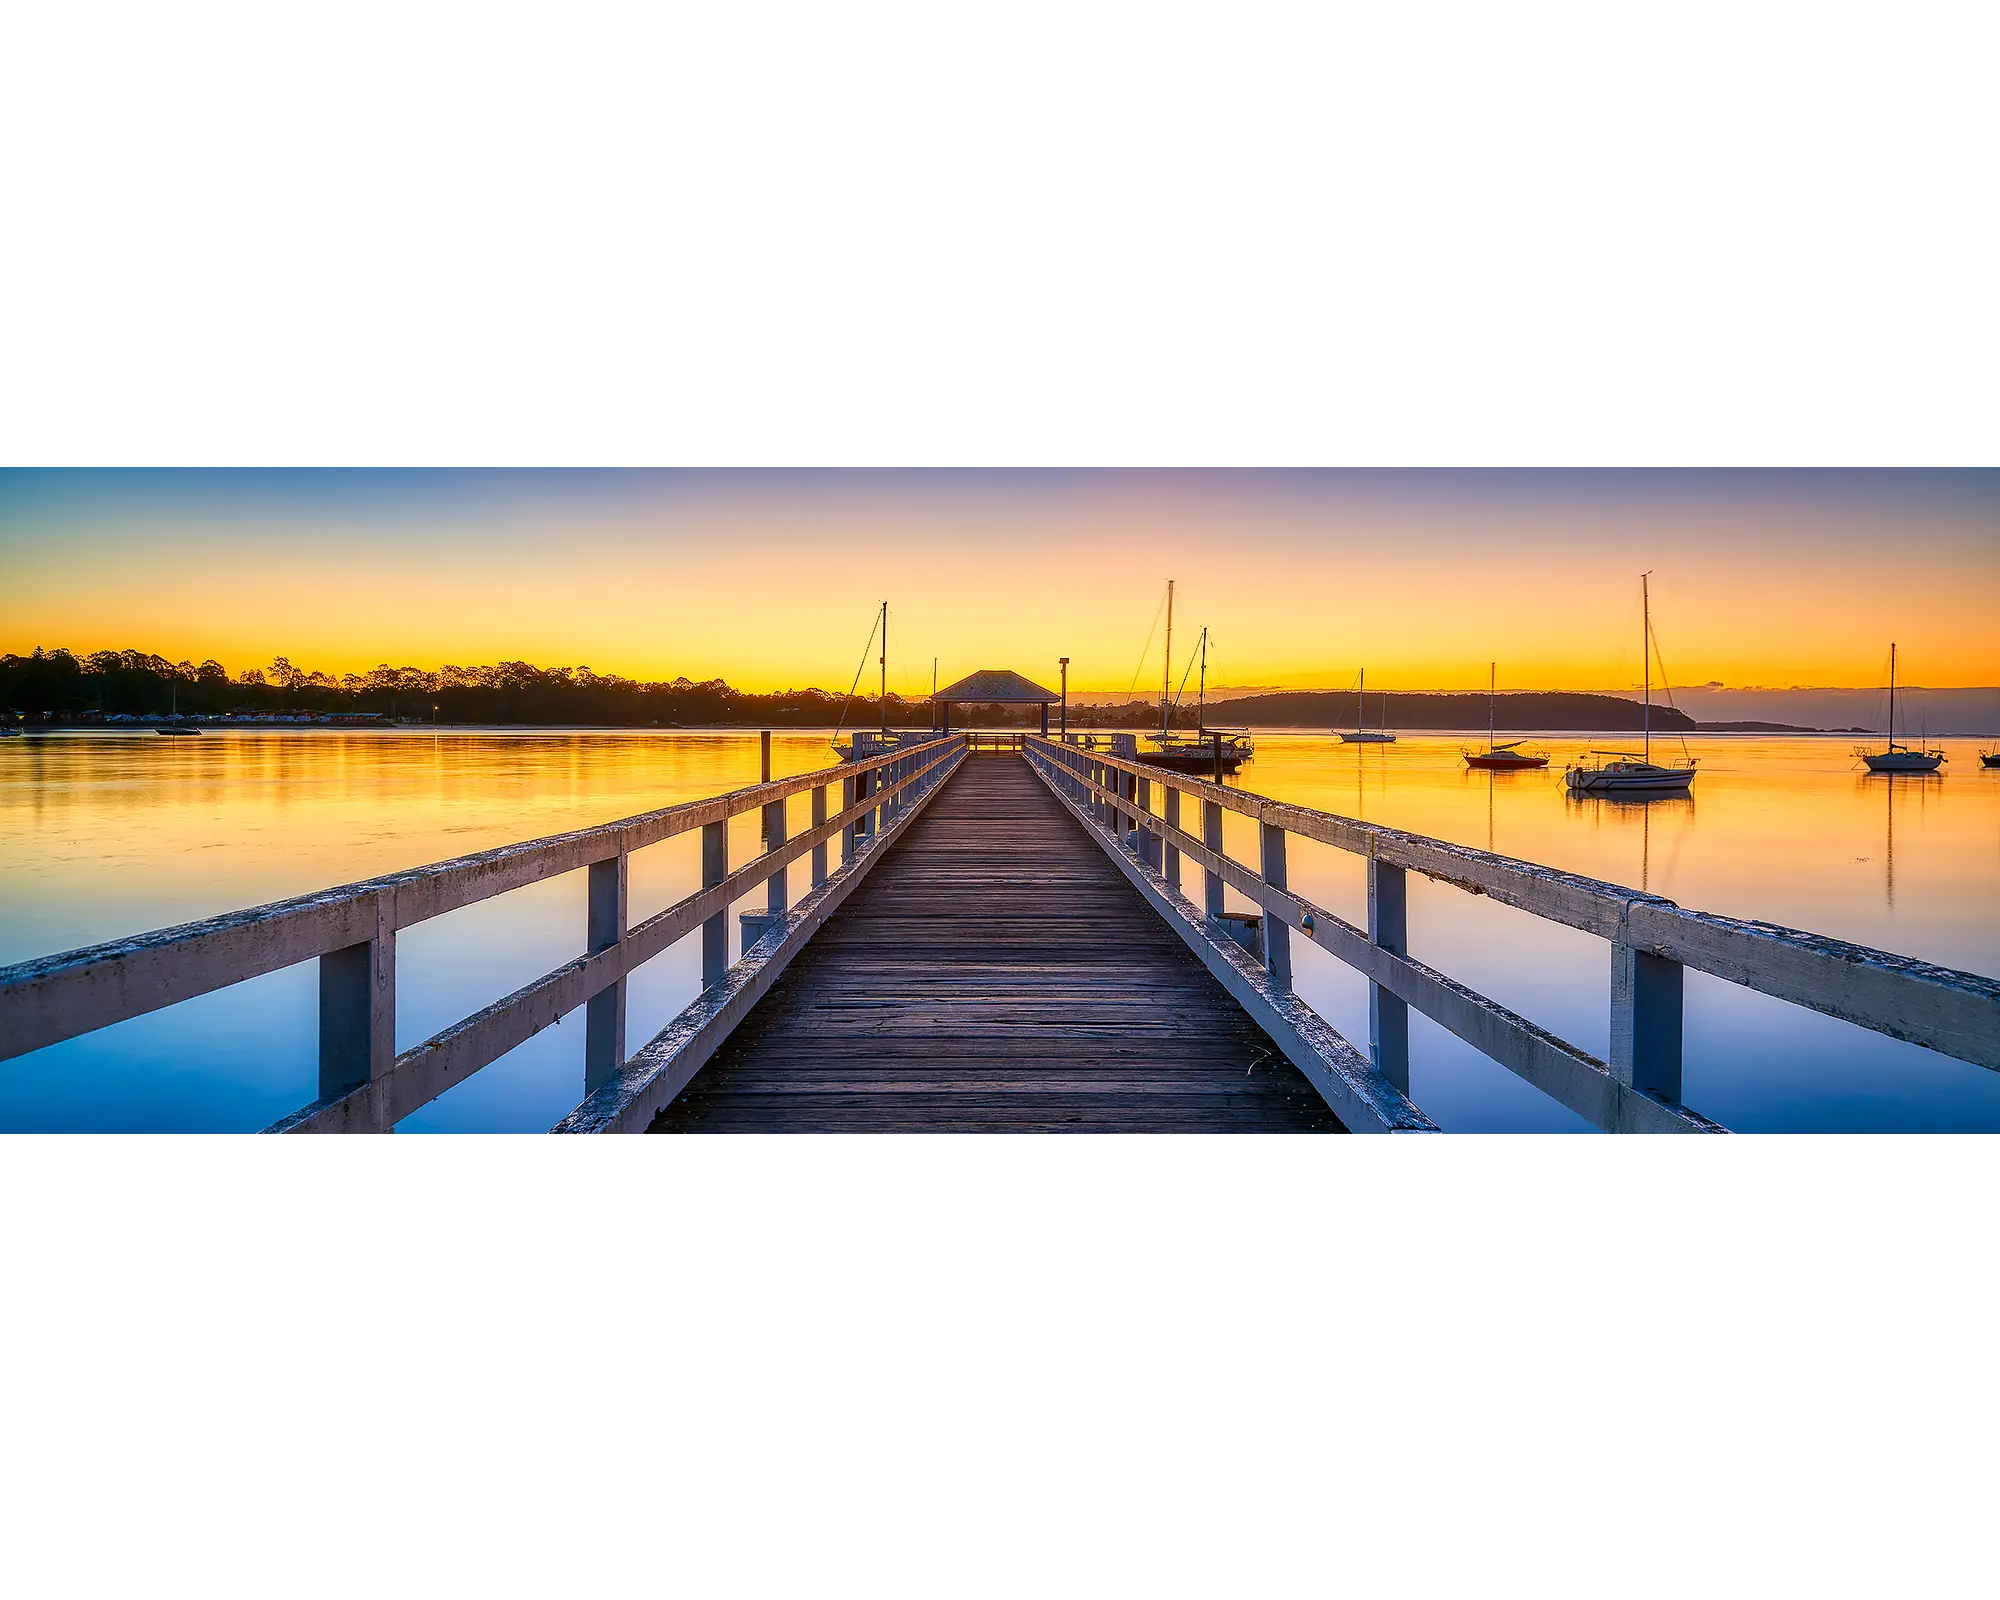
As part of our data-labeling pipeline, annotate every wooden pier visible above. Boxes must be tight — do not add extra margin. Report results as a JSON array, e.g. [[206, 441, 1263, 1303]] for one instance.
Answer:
[[4, 730, 1998, 1134], [654, 757, 1339, 1131]]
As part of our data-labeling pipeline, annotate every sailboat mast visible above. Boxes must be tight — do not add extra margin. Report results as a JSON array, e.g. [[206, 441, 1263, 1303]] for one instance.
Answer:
[[1489, 661, 1496, 750], [1642, 572, 1652, 764], [1889, 641, 1897, 750], [1197, 630, 1207, 732], [1162, 580, 1173, 736], [879, 599, 888, 731], [1357, 667, 1364, 738]]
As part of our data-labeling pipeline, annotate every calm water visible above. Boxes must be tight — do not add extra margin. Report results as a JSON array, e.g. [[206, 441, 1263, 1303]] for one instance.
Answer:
[[3, 729, 1997, 1132]]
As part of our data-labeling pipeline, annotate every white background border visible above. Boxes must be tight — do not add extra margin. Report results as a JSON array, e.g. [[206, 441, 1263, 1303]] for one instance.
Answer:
[[3, 4, 1995, 1595]]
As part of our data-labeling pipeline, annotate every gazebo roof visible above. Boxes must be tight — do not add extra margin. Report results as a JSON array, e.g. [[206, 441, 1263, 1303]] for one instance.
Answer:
[[932, 668, 1060, 704]]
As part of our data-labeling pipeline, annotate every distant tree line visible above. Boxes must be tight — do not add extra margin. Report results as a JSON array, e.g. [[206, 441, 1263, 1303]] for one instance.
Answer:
[[0, 646, 935, 726], [2, 647, 1710, 732]]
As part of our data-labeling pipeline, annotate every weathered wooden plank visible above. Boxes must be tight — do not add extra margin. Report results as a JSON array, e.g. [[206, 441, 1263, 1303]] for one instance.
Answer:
[[1628, 901, 2000, 1072], [554, 746, 967, 1134], [650, 757, 1349, 1133], [1033, 744, 1720, 1133]]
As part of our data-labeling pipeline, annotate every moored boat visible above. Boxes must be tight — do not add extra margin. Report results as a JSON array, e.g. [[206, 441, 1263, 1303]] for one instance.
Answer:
[[1142, 732, 1253, 775], [1565, 574, 1696, 797], [1339, 667, 1397, 743], [1462, 663, 1548, 770], [1565, 751, 1695, 793], [154, 686, 202, 735], [1982, 751, 2000, 769], [1138, 603, 1254, 776], [1465, 743, 1547, 771], [1857, 643, 1945, 774]]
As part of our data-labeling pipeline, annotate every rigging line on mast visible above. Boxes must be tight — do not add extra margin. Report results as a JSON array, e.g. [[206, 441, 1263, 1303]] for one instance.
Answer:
[[1124, 583, 1169, 700], [830, 604, 883, 749], [1645, 603, 1694, 763], [1167, 631, 1203, 723]]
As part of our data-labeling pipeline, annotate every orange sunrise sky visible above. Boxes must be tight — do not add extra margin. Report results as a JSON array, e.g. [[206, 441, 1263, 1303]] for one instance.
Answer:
[[3, 470, 1993, 695]]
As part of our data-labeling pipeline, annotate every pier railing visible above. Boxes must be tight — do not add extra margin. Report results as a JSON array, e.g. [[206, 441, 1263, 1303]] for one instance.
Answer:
[[0, 733, 966, 1132], [1023, 734, 2000, 1134]]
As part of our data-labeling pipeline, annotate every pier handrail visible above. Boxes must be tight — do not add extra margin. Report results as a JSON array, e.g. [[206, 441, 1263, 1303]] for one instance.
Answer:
[[0, 733, 967, 1131], [1024, 734, 2000, 1133]]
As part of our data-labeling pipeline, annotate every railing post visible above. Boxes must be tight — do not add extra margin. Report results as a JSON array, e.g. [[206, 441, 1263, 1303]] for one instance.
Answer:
[[701, 818, 727, 989], [585, 847, 628, 1093], [763, 794, 787, 917], [1163, 786, 1181, 891], [319, 893, 394, 1127], [1136, 773, 1159, 869], [1203, 796, 1225, 921], [1260, 818, 1291, 988], [760, 728, 772, 784], [1369, 856, 1411, 1092], [811, 784, 829, 886], [842, 772, 857, 861], [858, 767, 875, 843], [1611, 931, 1684, 1102]]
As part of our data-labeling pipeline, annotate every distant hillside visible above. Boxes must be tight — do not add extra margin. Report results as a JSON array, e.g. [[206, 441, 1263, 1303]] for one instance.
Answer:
[[1206, 689, 1699, 733], [1665, 685, 2000, 737]]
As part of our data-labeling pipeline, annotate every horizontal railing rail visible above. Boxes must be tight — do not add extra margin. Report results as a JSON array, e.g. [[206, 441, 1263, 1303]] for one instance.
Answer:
[[1024, 734, 2000, 1133], [0, 733, 966, 1132]]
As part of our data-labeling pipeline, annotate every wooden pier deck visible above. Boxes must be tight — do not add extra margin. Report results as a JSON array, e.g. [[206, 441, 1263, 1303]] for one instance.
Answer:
[[650, 757, 1343, 1132]]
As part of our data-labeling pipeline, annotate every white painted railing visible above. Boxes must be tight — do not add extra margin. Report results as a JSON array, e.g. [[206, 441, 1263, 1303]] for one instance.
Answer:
[[1024, 734, 2000, 1134], [0, 734, 966, 1132]]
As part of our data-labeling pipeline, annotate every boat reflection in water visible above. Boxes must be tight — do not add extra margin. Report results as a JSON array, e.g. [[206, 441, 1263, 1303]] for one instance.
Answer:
[[1860, 764, 1943, 911], [1562, 788, 1695, 893]]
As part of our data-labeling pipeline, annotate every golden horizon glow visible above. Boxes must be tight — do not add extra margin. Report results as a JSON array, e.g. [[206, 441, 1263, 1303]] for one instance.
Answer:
[[4, 471, 1995, 694]]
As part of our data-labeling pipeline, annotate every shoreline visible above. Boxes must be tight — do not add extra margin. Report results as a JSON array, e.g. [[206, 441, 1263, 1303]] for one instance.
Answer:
[[8, 723, 1995, 740]]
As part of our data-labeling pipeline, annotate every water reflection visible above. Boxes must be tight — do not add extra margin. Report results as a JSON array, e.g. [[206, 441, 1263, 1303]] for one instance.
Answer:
[[0, 729, 841, 1131], [1562, 791, 1696, 894], [1224, 732, 2000, 1132], [4, 728, 1998, 1132], [1857, 767, 1945, 911]]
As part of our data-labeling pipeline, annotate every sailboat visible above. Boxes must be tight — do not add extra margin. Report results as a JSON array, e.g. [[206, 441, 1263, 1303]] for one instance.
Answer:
[[1463, 663, 1548, 770], [1339, 667, 1397, 743], [1140, 584, 1252, 775], [1858, 644, 1945, 773], [156, 683, 201, 735], [1565, 574, 1696, 795]]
